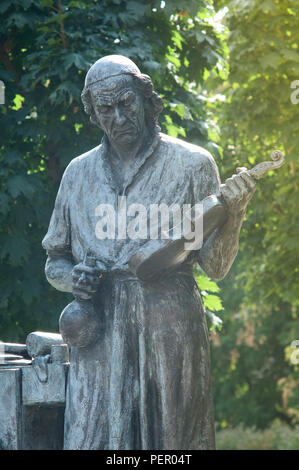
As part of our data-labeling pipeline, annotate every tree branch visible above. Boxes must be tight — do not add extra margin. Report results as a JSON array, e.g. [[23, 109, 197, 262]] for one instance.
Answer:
[[58, 0, 67, 49], [0, 42, 27, 95], [0, 43, 20, 84]]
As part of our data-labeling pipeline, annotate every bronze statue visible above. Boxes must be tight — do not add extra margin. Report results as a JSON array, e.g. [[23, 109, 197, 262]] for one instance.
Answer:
[[42, 55, 284, 450]]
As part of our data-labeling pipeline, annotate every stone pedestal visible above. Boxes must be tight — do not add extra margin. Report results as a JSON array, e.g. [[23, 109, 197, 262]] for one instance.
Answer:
[[0, 341, 69, 450], [0, 368, 22, 450], [22, 363, 68, 406]]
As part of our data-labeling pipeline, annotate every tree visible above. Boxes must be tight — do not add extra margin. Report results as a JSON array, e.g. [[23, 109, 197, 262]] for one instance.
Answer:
[[0, 0, 223, 341], [209, 0, 299, 428]]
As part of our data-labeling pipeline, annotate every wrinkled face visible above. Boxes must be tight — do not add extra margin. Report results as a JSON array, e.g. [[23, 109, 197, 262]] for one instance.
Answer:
[[89, 75, 145, 147]]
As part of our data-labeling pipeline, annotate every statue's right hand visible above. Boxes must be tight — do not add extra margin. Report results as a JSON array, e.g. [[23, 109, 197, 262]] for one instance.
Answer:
[[71, 263, 102, 299]]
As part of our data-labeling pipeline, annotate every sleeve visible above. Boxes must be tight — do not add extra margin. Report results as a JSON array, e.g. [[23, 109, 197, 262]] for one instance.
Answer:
[[42, 167, 72, 257], [191, 149, 222, 204], [187, 149, 223, 264]]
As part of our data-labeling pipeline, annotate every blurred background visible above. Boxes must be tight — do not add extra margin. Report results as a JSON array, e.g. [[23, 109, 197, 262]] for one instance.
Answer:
[[0, 0, 298, 449]]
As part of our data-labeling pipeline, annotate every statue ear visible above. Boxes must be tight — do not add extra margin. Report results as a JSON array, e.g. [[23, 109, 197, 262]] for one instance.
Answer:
[[90, 108, 98, 126], [89, 99, 103, 128]]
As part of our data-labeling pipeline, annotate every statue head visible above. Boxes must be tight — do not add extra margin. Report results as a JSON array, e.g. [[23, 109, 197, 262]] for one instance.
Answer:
[[81, 55, 163, 146]]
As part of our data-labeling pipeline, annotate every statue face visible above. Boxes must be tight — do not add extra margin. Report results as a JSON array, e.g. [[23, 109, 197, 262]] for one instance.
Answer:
[[89, 75, 145, 147]]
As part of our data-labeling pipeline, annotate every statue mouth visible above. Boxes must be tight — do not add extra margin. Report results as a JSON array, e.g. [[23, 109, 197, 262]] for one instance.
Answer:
[[113, 122, 137, 135], [113, 128, 137, 139], [117, 130, 131, 135], [115, 127, 134, 134]]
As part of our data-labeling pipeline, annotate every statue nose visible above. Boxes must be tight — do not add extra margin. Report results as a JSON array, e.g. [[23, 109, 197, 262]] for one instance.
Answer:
[[114, 105, 126, 125]]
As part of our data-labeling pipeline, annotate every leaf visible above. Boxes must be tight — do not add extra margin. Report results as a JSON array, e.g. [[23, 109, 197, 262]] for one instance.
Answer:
[[126, 1, 149, 18], [41, 0, 54, 6], [21, 278, 42, 305], [0, 193, 10, 215], [259, 0, 278, 13], [205, 309, 223, 330], [169, 102, 185, 118], [282, 49, 299, 62], [172, 30, 184, 50], [6, 175, 35, 198], [12, 94, 25, 111], [166, 52, 181, 69], [9, 12, 37, 29], [3, 150, 24, 167], [196, 31, 208, 43], [259, 52, 281, 69], [143, 61, 162, 72], [0, 0, 12, 14], [49, 81, 80, 104], [196, 274, 220, 293], [68, 0, 88, 8], [202, 294, 223, 312], [63, 53, 89, 71], [0, 235, 30, 264]]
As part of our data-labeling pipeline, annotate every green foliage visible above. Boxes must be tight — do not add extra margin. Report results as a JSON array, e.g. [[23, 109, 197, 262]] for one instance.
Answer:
[[209, 0, 299, 429], [216, 421, 299, 450], [194, 267, 223, 330], [0, 0, 223, 342]]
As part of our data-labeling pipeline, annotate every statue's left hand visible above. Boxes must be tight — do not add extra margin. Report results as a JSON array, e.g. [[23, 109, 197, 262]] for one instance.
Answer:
[[220, 171, 256, 217]]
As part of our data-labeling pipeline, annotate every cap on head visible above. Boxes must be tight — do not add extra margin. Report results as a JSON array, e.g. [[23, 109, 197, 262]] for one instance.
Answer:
[[84, 55, 141, 89], [81, 54, 164, 132]]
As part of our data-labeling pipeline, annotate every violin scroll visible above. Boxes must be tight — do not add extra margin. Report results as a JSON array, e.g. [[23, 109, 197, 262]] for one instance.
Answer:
[[236, 150, 285, 180]]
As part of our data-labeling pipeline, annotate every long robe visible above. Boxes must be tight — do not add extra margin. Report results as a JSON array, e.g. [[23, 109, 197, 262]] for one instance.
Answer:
[[42, 131, 221, 450]]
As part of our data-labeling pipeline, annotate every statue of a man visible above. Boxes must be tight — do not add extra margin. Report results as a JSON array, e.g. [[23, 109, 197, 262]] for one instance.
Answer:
[[42, 55, 256, 450]]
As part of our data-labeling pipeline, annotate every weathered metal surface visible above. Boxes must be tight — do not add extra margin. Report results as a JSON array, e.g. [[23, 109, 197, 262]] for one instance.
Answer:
[[51, 344, 69, 364], [0, 338, 68, 450], [129, 194, 227, 281], [2, 343, 28, 356], [21, 405, 65, 450], [0, 368, 21, 450], [26, 331, 63, 358], [22, 363, 68, 406], [41, 55, 283, 450]]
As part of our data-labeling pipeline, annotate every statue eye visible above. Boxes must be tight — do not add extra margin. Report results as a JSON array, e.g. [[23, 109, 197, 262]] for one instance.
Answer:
[[122, 92, 135, 106], [98, 104, 112, 114]]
